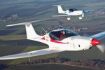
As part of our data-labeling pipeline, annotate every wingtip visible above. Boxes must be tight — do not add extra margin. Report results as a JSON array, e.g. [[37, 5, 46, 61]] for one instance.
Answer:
[[6, 25, 13, 27]]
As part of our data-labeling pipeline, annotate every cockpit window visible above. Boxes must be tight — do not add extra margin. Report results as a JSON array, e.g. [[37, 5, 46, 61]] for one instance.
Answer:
[[49, 29, 78, 40], [69, 8, 77, 12]]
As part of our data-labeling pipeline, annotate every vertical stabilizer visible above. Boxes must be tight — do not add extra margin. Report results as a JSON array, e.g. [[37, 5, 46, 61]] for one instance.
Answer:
[[6, 22, 40, 40], [57, 5, 65, 14], [25, 23, 39, 40]]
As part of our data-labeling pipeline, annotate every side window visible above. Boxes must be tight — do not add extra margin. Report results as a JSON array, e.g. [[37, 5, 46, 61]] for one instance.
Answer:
[[49, 29, 78, 40], [49, 31, 60, 40]]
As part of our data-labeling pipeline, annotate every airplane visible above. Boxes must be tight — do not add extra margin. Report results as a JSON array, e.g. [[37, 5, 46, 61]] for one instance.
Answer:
[[54, 5, 85, 20], [0, 20, 105, 60]]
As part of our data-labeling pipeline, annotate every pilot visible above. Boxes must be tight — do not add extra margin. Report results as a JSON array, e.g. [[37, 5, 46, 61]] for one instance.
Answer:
[[69, 9, 74, 12], [59, 31, 65, 40]]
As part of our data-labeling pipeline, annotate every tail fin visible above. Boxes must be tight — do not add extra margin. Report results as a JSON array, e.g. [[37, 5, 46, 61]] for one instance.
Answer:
[[54, 5, 65, 14], [25, 23, 39, 40], [6, 21, 40, 40]]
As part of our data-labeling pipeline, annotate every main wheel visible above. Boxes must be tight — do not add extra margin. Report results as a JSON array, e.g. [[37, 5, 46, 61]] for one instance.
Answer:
[[79, 17, 82, 20], [67, 18, 71, 20]]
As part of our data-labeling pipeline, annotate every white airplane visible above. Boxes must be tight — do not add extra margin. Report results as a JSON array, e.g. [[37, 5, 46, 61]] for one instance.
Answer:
[[54, 5, 84, 20], [0, 20, 105, 60]]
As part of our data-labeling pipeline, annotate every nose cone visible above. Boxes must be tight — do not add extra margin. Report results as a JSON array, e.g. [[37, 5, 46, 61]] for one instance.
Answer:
[[91, 38, 101, 46]]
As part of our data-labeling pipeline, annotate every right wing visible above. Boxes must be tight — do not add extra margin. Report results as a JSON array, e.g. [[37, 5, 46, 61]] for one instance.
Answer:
[[0, 48, 62, 60]]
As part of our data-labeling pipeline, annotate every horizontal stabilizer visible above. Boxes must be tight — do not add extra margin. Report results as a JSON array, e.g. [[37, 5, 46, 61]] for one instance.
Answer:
[[6, 20, 41, 27]]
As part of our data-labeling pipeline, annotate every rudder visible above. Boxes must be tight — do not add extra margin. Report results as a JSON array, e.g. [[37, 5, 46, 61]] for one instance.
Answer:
[[57, 5, 65, 14], [25, 23, 39, 40]]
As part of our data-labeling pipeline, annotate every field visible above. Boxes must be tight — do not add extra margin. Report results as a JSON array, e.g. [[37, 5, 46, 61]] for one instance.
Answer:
[[2, 64, 95, 70]]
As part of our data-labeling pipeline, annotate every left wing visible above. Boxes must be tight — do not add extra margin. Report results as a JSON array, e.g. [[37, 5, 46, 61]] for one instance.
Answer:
[[0, 48, 62, 60], [91, 31, 105, 40], [53, 15, 69, 17]]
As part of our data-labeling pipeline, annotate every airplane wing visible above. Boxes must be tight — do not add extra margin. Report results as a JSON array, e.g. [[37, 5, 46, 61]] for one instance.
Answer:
[[90, 31, 105, 40], [53, 15, 69, 17], [0, 48, 62, 60]]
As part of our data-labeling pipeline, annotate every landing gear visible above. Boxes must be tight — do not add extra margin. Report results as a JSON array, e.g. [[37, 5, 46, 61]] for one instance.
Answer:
[[79, 13, 84, 20], [67, 17, 71, 20], [79, 17, 82, 20]]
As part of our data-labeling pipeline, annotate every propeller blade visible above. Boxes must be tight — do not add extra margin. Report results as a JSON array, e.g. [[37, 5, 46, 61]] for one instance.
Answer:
[[97, 44, 105, 53], [83, 9, 94, 14]]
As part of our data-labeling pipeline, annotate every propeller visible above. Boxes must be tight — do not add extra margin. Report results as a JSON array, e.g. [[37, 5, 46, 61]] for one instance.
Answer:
[[97, 44, 105, 53], [91, 38, 105, 53], [83, 9, 94, 14]]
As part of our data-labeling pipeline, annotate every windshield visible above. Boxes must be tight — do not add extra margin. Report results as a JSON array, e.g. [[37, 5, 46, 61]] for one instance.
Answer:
[[49, 29, 78, 40], [69, 8, 77, 12]]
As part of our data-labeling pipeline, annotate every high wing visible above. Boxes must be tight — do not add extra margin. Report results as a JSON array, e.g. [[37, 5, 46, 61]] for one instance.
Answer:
[[0, 48, 62, 60], [91, 31, 105, 40]]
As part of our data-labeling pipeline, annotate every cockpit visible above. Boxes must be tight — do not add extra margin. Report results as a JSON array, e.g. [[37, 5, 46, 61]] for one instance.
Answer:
[[69, 8, 77, 12], [49, 29, 78, 40]]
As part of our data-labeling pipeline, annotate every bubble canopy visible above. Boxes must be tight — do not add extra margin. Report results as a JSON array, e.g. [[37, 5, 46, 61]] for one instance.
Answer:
[[49, 29, 79, 40]]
